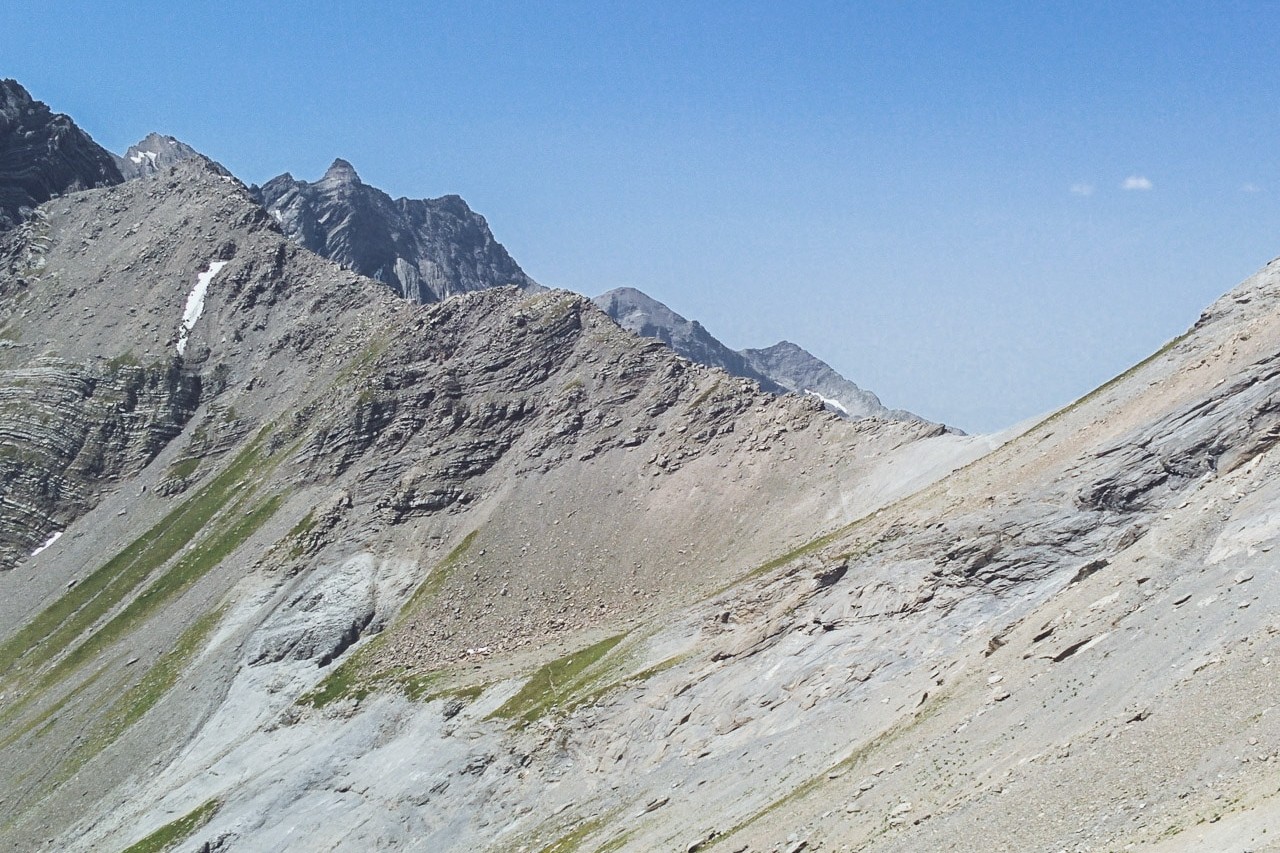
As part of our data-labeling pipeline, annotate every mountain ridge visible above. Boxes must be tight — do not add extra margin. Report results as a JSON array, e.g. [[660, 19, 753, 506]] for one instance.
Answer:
[[252, 159, 541, 303], [0, 79, 122, 230], [2, 80, 1278, 853], [595, 285, 929, 424]]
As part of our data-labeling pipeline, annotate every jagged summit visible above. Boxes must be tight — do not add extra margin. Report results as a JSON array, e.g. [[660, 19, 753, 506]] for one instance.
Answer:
[[253, 160, 540, 303], [321, 158, 361, 184], [115, 132, 226, 180], [0, 79, 122, 229]]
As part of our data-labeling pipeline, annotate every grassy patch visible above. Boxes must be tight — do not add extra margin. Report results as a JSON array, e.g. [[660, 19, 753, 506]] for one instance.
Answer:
[[120, 798, 220, 853], [538, 815, 610, 853], [285, 509, 317, 558], [687, 379, 722, 410], [93, 609, 222, 746], [403, 530, 478, 611], [297, 638, 386, 710], [163, 457, 200, 481], [0, 430, 269, 686], [42, 609, 224, 789], [33, 491, 282, 695], [489, 634, 627, 725]]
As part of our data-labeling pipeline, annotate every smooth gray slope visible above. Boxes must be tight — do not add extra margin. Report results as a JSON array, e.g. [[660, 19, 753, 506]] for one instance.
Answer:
[[252, 159, 540, 303], [114, 132, 227, 180], [0, 79, 122, 230]]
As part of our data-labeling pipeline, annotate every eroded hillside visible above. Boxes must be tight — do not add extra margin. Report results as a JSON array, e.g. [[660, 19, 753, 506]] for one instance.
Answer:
[[0, 161, 985, 853]]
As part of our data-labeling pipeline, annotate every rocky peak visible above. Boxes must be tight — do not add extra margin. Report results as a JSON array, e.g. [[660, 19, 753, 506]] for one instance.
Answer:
[[321, 158, 361, 185], [0, 79, 36, 116], [0, 79, 122, 230], [252, 161, 540, 303], [115, 132, 220, 180]]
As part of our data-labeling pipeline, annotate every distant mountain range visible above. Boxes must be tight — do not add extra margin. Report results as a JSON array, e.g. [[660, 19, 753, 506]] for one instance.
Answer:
[[0, 77, 924, 424], [594, 287, 926, 423], [7, 77, 1280, 853]]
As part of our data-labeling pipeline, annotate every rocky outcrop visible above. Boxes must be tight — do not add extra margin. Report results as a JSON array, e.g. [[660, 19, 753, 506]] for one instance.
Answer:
[[252, 160, 539, 303], [0, 80, 122, 230], [115, 132, 225, 180]]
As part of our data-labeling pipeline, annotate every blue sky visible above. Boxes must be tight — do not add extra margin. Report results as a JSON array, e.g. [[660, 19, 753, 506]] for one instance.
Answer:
[[6, 1, 1280, 431]]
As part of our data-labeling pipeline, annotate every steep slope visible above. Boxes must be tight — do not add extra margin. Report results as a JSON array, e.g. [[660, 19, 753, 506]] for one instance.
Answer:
[[114, 132, 220, 180], [253, 160, 539, 303], [0, 160, 975, 853], [0, 80, 122, 230], [35, 241, 1280, 853]]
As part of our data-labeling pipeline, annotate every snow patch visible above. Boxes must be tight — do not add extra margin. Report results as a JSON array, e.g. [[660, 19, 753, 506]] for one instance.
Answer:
[[129, 150, 158, 166], [31, 530, 62, 557], [804, 389, 849, 416], [177, 260, 229, 356]]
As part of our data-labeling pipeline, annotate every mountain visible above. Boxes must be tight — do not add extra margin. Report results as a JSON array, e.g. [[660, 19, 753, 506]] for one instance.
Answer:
[[4, 83, 1280, 853], [0, 155, 963, 852], [592, 286, 784, 393], [0, 79, 121, 230], [115, 132, 223, 179], [252, 160, 540, 303], [741, 339, 922, 421], [595, 285, 922, 422]]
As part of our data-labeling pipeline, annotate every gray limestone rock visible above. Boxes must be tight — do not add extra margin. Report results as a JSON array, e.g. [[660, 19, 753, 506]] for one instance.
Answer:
[[251, 159, 540, 303], [0, 80, 122, 230]]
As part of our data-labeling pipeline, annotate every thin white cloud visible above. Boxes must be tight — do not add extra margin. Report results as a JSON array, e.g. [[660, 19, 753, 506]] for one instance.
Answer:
[[1070, 183, 1095, 196], [1122, 175, 1153, 191], [1241, 183, 1261, 193]]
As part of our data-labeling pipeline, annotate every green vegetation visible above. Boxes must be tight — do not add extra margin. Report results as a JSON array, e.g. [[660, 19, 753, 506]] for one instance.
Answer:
[[93, 609, 222, 750], [0, 429, 283, 731], [299, 530, 481, 709], [592, 829, 635, 853], [538, 815, 610, 853], [164, 457, 200, 481], [33, 492, 282, 696], [687, 379, 722, 410], [489, 634, 627, 725], [105, 351, 140, 373], [298, 643, 384, 709], [119, 798, 220, 853], [0, 432, 267, 681], [404, 530, 478, 611]]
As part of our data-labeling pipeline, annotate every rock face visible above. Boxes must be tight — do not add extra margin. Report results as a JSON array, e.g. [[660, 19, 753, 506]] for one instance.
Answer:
[[0, 80, 122, 230], [115, 132, 221, 180], [252, 160, 540, 303], [595, 286, 922, 422]]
